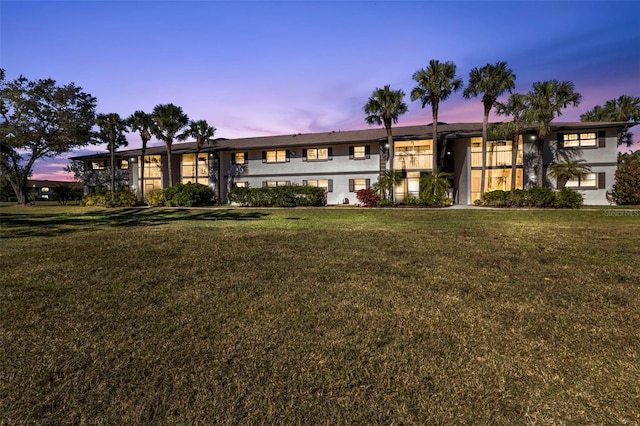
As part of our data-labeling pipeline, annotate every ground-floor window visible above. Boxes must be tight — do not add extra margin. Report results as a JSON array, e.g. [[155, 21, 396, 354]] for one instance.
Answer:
[[471, 168, 523, 202], [349, 178, 370, 192], [139, 155, 162, 193], [263, 180, 290, 187], [565, 172, 605, 189], [181, 153, 209, 185], [303, 179, 333, 192], [394, 171, 421, 202]]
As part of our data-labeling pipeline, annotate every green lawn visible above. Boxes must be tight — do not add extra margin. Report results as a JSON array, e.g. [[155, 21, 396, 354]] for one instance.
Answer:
[[1, 205, 639, 424]]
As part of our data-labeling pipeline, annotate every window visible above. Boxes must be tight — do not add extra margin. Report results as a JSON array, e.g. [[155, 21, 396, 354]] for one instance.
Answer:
[[561, 133, 597, 147], [263, 150, 289, 163], [470, 137, 523, 167], [303, 179, 333, 192], [119, 159, 129, 169], [263, 180, 290, 187], [233, 152, 247, 165], [140, 155, 163, 192], [566, 173, 604, 189], [394, 140, 433, 170], [91, 160, 106, 170], [234, 182, 248, 188], [470, 169, 524, 203], [303, 148, 332, 161], [350, 145, 370, 160], [349, 178, 370, 192], [181, 153, 209, 185]]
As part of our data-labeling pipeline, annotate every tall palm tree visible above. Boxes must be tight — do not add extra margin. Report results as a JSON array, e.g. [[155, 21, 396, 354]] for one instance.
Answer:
[[185, 119, 216, 183], [150, 104, 189, 187], [581, 95, 640, 146], [410, 59, 463, 169], [548, 159, 592, 189], [495, 93, 529, 190], [94, 113, 128, 202], [127, 110, 153, 201], [525, 80, 582, 187], [463, 62, 516, 195], [364, 84, 408, 188]]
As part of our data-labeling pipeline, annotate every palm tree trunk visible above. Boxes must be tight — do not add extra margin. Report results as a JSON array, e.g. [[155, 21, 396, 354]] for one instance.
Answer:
[[481, 112, 488, 196], [140, 148, 146, 202], [386, 128, 394, 202], [432, 105, 439, 170], [166, 142, 173, 187], [536, 138, 544, 187], [110, 142, 116, 202], [511, 134, 518, 190], [194, 151, 199, 183]]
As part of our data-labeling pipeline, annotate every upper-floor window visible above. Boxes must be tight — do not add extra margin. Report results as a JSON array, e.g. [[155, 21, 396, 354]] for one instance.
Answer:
[[350, 145, 370, 160], [119, 159, 129, 169], [232, 152, 248, 165], [562, 133, 597, 147], [263, 150, 289, 163], [394, 140, 433, 170], [470, 137, 523, 167], [303, 148, 332, 161], [91, 160, 106, 170]]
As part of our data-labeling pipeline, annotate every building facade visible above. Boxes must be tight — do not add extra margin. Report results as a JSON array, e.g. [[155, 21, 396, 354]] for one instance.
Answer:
[[72, 121, 625, 205]]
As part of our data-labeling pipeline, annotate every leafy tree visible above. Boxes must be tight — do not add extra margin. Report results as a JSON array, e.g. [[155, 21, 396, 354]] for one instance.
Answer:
[[364, 85, 408, 201], [127, 110, 153, 201], [525, 80, 582, 187], [150, 104, 189, 187], [580, 95, 640, 146], [495, 93, 529, 190], [185, 119, 216, 183], [410, 59, 463, 168], [463, 62, 516, 196], [548, 159, 592, 189], [94, 113, 128, 201], [0, 70, 97, 204], [618, 149, 640, 166], [612, 163, 640, 205]]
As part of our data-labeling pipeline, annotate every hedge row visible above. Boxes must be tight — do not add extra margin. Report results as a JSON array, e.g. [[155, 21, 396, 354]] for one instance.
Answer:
[[147, 182, 217, 207], [81, 190, 138, 207], [229, 185, 326, 207], [476, 187, 584, 208]]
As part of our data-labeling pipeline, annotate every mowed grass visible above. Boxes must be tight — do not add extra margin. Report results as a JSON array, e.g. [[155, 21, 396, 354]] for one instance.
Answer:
[[1, 205, 639, 424]]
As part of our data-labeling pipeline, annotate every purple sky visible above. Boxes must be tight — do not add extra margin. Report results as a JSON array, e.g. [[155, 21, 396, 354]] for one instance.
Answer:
[[2, 0, 639, 181]]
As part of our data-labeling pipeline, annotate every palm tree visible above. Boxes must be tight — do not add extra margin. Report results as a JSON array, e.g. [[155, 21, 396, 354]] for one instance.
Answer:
[[410, 59, 463, 169], [525, 80, 582, 187], [94, 113, 128, 202], [127, 110, 153, 201], [419, 168, 450, 198], [463, 62, 516, 196], [548, 159, 592, 189], [185, 119, 216, 183], [372, 170, 403, 201], [150, 104, 189, 187], [581, 95, 640, 146], [495, 93, 529, 190], [364, 85, 408, 201]]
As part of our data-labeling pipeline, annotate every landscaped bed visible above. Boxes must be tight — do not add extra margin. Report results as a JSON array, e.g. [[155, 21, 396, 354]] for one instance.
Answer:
[[1, 205, 639, 424]]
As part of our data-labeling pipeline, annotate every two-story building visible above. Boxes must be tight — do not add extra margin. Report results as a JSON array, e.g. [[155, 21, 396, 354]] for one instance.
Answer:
[[72, 121, 626, 205]]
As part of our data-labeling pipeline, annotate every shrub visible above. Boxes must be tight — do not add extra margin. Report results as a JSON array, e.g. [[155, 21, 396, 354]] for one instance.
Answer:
[[402, 194, 418, 206], [509, 189, 528, 207], [163, 183, 217, 207], [146, 189, 166, 207], [377, 199, 395, 207], [81, 190, 138, 207], [480, 189, 510, 207], [417, 193, 452, 207], [228, 185, 325, 207], [613, 164, 640, 205], [554, 187, 584, 209], [356, 188, 380, 207], [527, 187, 556, 208]]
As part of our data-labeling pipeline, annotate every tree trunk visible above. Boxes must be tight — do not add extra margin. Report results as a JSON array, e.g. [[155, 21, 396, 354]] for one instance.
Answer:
[[110, 141, 116, 202], [194, 151, 199, 183], [511, 133, 518, 190], [140, 147, 146, 202], [536, 138, 544, 187], [481, 110, 488, 196], [166, 141, 173, 187], [386, 128, 394, 202], [432, 104, 439, 170]]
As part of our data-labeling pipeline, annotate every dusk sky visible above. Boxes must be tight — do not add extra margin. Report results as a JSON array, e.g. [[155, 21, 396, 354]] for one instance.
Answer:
[[2, 0, 639, 181]]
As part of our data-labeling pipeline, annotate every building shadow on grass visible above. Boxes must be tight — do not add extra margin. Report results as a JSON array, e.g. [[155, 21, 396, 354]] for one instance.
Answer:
[[0, 208, 270, 238]]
